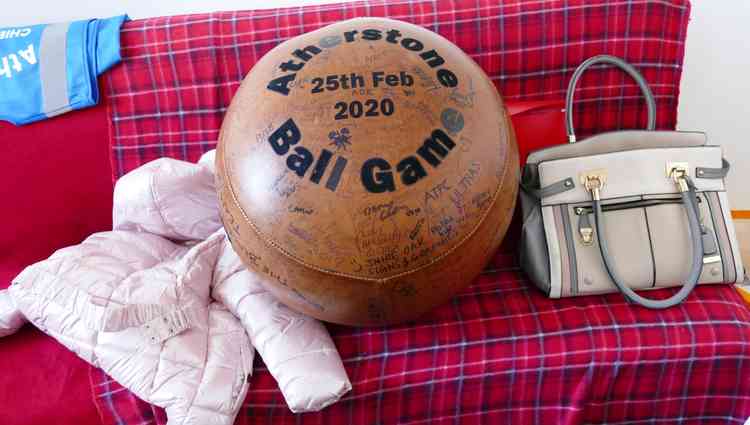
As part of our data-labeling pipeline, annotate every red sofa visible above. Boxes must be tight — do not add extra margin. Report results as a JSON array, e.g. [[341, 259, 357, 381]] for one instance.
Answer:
[[0, 88, 113, 424], [3, 1, 750, 424]]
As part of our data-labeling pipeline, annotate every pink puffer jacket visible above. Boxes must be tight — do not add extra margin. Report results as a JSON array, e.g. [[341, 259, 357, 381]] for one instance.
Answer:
[[0, 151, 351, 424]]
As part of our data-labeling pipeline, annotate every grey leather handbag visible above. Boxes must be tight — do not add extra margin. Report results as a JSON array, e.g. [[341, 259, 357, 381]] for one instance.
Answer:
[[519, 55, 744, 308]]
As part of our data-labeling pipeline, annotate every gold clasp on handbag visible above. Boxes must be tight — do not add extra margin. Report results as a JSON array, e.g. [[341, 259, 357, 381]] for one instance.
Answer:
[[579, 227, 594, 246], [666, 162, 689, 192], [576, 207, 595, 246], [580, 170, 607, 200]]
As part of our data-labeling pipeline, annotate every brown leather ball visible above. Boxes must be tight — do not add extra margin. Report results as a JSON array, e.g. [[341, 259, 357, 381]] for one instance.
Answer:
[[216, 17, 518, 326]]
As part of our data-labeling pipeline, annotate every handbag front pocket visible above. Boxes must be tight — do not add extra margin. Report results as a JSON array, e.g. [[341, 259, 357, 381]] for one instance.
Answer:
[[565, 199, 654, 296], [565, 193, 726, 297]]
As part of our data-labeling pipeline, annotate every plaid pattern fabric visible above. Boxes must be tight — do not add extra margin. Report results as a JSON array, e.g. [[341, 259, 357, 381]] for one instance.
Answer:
[[105, 0, 690, 179], [90, 250, 750, 424], [98, 0, 750, 423]]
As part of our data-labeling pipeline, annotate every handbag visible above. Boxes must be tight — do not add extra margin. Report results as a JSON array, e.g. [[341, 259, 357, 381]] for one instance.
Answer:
[[519, 55, 745, 308]]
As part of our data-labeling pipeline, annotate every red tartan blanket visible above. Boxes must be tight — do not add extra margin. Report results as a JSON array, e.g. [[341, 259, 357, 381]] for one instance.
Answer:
[[99, 1, 750, 424]]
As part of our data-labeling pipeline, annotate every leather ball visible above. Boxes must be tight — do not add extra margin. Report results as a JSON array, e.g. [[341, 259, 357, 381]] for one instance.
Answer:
[[216, 17, 518, 326]]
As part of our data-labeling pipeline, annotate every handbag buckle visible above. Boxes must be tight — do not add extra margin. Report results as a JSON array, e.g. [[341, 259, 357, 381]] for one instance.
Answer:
[[703, 255, 722, 264], [666, 162, 689, 192], [579, 227, 594, 246], [580, 170, 607, 200]]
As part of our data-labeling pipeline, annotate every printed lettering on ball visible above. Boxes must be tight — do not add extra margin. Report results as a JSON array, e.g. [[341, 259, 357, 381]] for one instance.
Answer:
[[216, 17, 518, 326]]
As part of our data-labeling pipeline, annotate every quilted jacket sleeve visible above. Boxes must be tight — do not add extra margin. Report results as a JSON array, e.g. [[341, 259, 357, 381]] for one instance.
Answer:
[[113, 151, 221, 241], [212, 236, 351, 413], [113, 151, 350, 413], [9, 230, 253, 425], [0, 289, 26, 337]]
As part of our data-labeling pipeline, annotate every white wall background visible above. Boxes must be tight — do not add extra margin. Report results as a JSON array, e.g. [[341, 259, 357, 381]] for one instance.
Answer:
[[677, 1, 750, 210], [2, 1, 748, 209]]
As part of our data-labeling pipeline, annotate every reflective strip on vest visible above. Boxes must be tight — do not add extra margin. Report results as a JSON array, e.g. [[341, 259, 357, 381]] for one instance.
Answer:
[[39, 22, 72, 118]]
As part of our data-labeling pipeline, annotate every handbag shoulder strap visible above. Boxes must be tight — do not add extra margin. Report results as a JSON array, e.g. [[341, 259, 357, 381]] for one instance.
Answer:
[[565, 55, 657, 143]]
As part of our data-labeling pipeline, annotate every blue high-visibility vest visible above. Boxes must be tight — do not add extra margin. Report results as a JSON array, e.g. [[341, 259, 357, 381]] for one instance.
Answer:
[[0, 15, 128, 125]]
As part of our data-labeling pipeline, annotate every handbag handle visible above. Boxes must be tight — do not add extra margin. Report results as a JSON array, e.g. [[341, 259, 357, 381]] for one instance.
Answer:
[[583, 171, 704, 308], [565, 55, 657, 143]]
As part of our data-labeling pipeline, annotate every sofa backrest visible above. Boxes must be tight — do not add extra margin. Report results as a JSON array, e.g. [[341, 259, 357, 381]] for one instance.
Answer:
[[104, 0, 691, 179], [0, 0, 692, 285], [0, 98, 113, 287]]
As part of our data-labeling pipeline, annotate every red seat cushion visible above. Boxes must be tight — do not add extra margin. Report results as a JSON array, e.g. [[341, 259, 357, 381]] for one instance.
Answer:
[[0, 85, 113, 425], [0, 87, 114, 287]]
